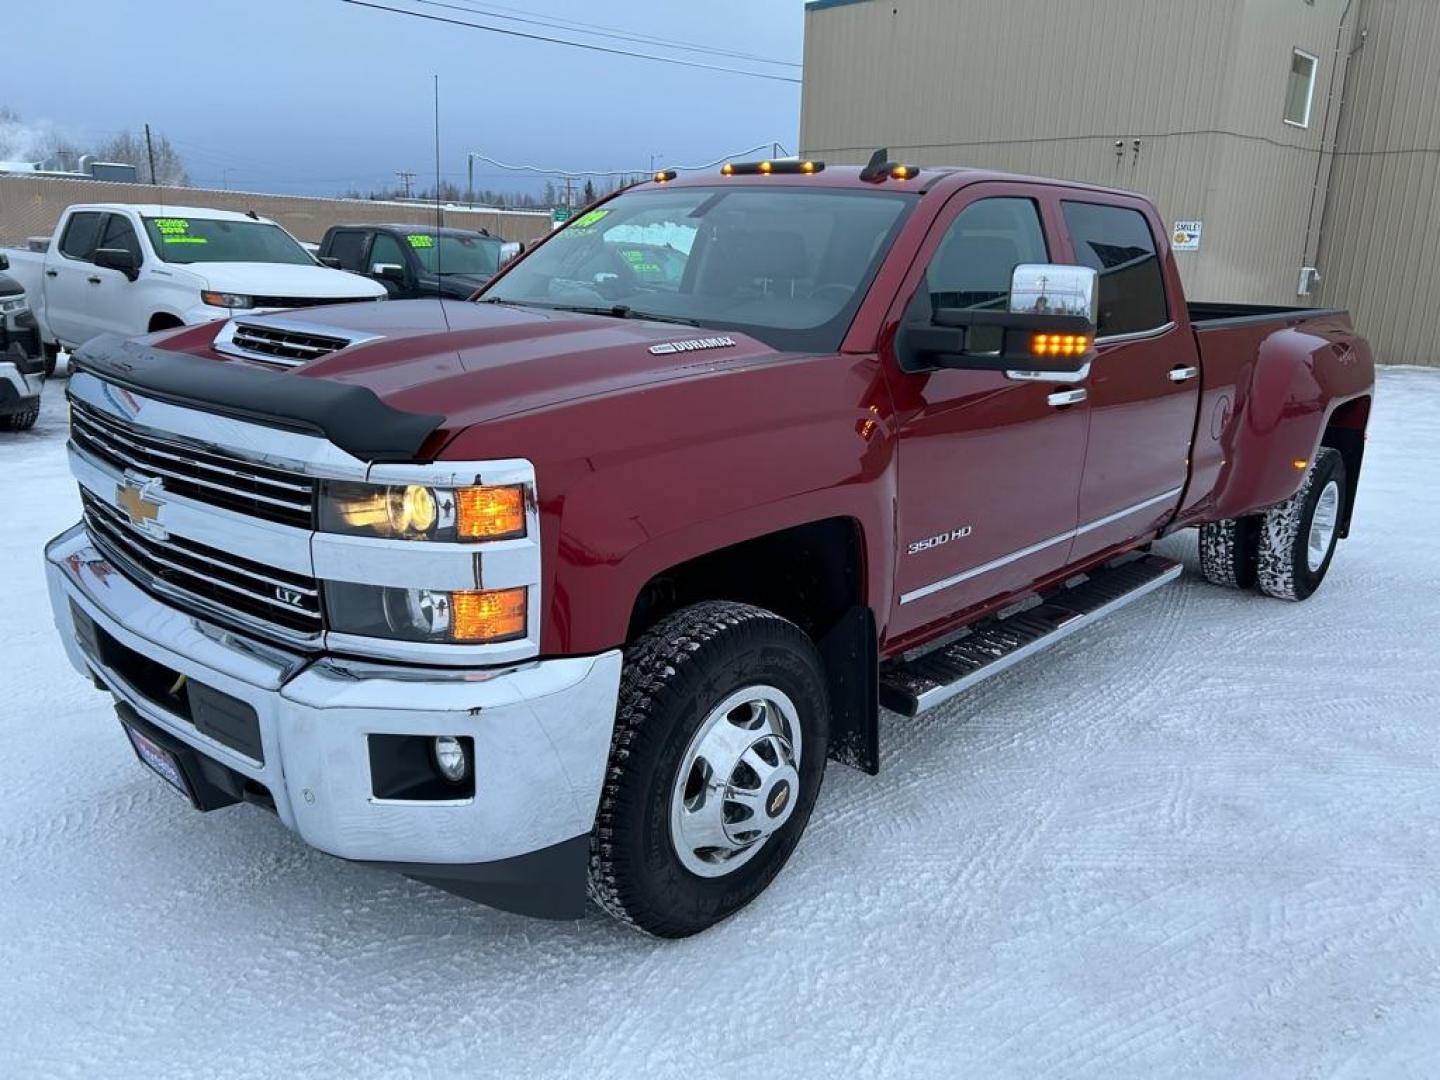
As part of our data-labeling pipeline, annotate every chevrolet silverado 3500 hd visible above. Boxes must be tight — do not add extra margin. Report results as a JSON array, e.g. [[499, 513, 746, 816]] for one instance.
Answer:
[[44, 157, 1374, 936]]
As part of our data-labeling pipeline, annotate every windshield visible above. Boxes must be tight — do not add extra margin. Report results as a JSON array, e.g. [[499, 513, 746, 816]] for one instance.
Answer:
[[142, 216, 315, 265], [407, 233, 502, 276], [481, 186, 914, 352]]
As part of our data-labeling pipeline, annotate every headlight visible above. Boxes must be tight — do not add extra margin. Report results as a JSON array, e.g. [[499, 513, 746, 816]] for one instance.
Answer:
[[201, 290, 255, 308], [319, 481, 526, 541], [0, 298, 24, 314], [326, 583, 527, 643]]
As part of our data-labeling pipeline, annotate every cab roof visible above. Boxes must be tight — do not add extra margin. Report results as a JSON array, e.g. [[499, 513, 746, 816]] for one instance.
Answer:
[[643, 163, 1149, 204], [71, 203, 278, 224]]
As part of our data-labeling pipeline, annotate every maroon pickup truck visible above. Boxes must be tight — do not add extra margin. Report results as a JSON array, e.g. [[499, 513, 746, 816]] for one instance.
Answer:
[[45, 155, 1374, 936]]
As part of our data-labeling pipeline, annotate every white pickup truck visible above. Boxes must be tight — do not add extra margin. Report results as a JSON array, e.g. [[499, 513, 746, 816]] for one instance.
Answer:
[[3, 204, 387, 374]]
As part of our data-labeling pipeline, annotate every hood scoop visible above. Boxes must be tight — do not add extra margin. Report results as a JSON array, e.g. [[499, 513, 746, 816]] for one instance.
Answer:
[[214, 316, 382, 369]]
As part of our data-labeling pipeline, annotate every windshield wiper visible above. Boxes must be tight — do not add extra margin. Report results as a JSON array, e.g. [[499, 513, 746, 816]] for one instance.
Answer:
[[543, 303, 701, 327], [477, 298, 701, 327]]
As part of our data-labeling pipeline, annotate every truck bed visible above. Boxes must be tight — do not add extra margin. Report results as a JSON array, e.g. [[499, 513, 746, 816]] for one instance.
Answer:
[[1188, 301, 1345, 329]]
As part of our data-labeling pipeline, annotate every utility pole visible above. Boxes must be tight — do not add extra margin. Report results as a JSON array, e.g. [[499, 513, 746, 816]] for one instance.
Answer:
[[562, 176, 575, 209], [395, 169, 416, 199], [467, 153, 475, 207], [144, 123, 158, 186]]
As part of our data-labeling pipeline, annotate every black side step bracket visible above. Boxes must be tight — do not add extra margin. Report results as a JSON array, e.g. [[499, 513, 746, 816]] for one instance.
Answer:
[[879, 554, 1182, 717]]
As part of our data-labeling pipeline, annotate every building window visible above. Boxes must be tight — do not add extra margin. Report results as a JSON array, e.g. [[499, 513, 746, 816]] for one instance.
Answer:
[[1284, 49, 1319, 128]]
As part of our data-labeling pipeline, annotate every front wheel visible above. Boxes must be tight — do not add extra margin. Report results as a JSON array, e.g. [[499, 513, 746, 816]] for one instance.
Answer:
[[588, 601, 829, 937], [1256, 447, 1346, 601]]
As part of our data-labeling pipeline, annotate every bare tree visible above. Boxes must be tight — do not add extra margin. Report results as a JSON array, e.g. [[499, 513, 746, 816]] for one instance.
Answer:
[[92, 129, 191, 186]]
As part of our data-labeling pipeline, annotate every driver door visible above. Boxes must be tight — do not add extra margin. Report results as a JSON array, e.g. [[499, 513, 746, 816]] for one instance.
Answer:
[[89, 213, 146, 337], [885, 186, 1090, 641]]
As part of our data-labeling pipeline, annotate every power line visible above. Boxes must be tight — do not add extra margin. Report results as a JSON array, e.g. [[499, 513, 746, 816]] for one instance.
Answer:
[[409, 0, 800, 68], [337, 0, 803, 84], [463, 143, 791, 180]]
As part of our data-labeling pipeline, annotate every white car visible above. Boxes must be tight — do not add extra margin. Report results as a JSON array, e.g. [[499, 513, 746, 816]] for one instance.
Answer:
[[3, 204, 387, 373]]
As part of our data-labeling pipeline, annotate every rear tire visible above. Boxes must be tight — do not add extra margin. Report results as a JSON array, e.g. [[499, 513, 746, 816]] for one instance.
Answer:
[[588, 601, 829, 937], [1, 403, 39, 431], [1198, 516, 1260, 589], [1256, 447, 1346, 601]]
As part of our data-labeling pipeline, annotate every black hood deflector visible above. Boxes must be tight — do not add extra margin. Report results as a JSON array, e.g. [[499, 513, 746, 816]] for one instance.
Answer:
[[72, 335, 444, 463]]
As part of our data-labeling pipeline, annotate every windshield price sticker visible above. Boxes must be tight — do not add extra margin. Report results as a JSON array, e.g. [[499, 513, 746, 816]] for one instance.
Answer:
[[570, 209, 609, 231], [407, 234, 435, 249], [152, 218, 208, 245]]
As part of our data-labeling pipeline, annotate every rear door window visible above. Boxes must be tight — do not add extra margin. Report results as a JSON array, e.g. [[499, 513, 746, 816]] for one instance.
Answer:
[[59, 212, 104, 261], [1060, 201, 1168, 337], [326, 230, 369, 273]]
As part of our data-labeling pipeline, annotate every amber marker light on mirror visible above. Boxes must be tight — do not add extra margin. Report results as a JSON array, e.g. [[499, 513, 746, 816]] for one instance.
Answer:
[[456, 485, 526, 540], [451, 587, 528, 642], [1031, 333, 1091, 358]]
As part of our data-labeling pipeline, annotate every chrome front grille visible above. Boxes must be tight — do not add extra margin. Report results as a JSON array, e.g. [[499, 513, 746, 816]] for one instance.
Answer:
[[80, 490, 322, 636], [217, 321, 352, 367], [70, 399, 314, 528]]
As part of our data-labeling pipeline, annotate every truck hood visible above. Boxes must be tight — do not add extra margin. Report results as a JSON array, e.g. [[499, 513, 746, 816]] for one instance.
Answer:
[[206, 298, 779, 434], [179, 261, 387, 300]]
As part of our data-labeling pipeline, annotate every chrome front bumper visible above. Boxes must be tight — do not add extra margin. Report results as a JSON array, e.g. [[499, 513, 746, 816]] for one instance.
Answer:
[[45, 524, 622, 873]]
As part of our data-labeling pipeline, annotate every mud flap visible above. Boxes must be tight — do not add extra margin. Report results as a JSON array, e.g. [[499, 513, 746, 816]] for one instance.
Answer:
[[819, 605, 879, 775]]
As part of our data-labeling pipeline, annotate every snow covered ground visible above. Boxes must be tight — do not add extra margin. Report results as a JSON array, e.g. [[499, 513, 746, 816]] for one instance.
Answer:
[[2, 368, 1438, 1079]]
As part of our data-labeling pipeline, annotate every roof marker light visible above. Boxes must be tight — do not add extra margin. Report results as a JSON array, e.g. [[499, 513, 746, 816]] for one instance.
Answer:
[[718, 160, 827, 177], [654, 169, 677, 183]]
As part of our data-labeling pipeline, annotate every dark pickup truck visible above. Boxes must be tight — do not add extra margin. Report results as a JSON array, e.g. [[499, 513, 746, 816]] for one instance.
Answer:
[[46, 156, 1373, 936], [317, 223, 507, 300]]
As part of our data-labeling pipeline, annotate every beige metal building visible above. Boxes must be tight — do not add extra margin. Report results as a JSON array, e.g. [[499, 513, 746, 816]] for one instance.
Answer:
[[800, 0, 1440, 365]]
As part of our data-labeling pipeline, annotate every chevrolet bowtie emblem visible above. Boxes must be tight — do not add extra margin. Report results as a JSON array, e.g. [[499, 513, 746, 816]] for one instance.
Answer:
[[117, 477, 165, 532]]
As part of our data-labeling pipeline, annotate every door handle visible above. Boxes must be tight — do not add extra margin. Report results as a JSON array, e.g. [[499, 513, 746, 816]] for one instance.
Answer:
[[1047, 388, 1087, 408], [45, 269, 58, 278], [87, 276, 103, 285], [1168, 365, 1199, 383]]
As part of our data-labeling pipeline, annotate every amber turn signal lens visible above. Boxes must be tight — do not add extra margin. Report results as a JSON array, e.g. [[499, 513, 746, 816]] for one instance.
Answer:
[[1031, 333, 1091, 358], [451, 587, 527, 642], [455, 485, 526, 540]]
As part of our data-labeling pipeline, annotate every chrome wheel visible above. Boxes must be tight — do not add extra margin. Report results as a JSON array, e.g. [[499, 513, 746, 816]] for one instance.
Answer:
[[1307, 479, 1341, 572], [669, 685, 803, 878]]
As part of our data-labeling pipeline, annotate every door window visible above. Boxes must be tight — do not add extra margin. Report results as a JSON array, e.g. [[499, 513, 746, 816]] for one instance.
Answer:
[[1061, 202, 1168, 337], [913, 197, 1048, 352], [369, 232, 406, 273], [99, 215, 142, 264], [58, 212, 104, 260], [326, 230, 369, 272]]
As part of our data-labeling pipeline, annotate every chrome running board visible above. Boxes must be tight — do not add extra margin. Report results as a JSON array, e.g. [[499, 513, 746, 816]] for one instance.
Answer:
[[880, 554, 1182, 716]]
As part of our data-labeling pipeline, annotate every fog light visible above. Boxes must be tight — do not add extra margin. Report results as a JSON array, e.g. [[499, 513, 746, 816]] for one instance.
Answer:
[[432, 735, 468, 783]]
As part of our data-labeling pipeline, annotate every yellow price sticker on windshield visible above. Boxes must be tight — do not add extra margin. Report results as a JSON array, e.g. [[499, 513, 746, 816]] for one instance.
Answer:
[[407, 234, 435, 248]]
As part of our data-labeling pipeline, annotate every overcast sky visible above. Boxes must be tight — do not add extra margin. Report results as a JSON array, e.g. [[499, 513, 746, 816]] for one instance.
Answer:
[[6, 0, 806, 197]]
